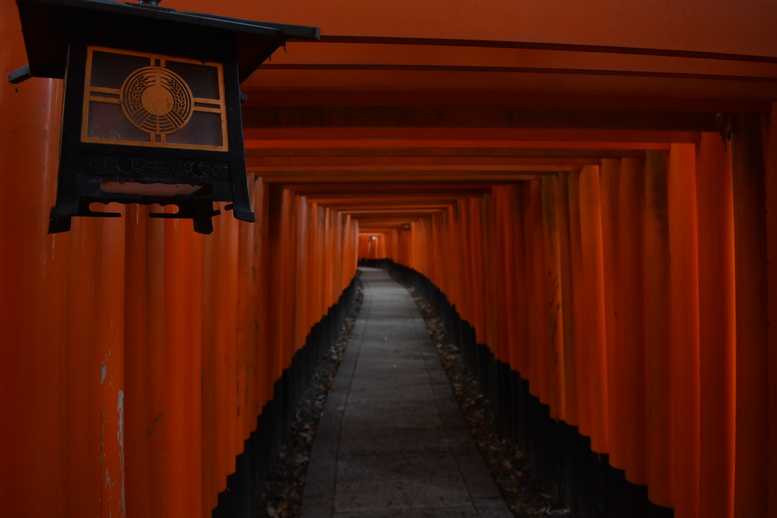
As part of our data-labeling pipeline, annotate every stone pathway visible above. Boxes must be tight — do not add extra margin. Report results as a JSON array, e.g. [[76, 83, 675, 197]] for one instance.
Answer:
[[300, 267, 513, 517]]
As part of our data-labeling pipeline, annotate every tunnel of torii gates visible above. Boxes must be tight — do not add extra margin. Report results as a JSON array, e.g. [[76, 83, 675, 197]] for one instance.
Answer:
[[2, 0, 777, 517]]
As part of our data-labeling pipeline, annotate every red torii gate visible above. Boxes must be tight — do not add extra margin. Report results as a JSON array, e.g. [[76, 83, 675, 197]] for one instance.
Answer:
[[2, 0, 776, 516]]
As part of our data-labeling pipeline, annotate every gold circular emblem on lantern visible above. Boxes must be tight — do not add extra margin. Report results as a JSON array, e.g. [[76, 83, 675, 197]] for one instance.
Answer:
[[120, 66, 194, 135]]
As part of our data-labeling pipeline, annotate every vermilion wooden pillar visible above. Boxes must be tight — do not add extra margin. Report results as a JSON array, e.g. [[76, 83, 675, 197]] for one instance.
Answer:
[[253, 180, 273, 413], [599, 159, 622, 468], [97, 219, 126, 518], [493, 191, 509, 360], [566, 171, 590, 437], [165, 219, 205, 518], [280, 189, 299, 372], [520, 184, 536, 384], [201, 213, 228, 510], [124, 211, 166, 518], [59, 226, 92, 517], [617, 157, 648, 486], [469, 196, 486, 340], [499, 186, 523, 371], [556, 172, 579, 427], [525, 181, 548, 401], [643, 150, 673, 508], [57, 213, 128, 518], [449, 203, 464, 308], [577, 165, 609, 454], [64, 221, 102, 514], [731, 114, 769, 518], [0, 2, 69, 515], [489, 188, 509, 364], [695, 132, 735, 518], [541, 176, 565, 419], [264, 183, 286, 424], [311, 201, 323, 340], [321, 205, 332, 305], [236, 180, 265, 433], [511, 184, 530, 377], [667, 143, 700, 518], [222, 208, 242, 475], [294, 196, 308, 349], [766, 106, 777, 518], [456, 199, 471, 331], [295, 195, 310, 348]]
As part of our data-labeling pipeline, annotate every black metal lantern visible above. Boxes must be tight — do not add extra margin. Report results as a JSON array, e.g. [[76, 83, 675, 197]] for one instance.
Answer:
[[9, 0, 319, 233]]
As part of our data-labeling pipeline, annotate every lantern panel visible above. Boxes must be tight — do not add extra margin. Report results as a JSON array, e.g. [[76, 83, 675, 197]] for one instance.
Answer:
[[166, 111, 225, 147], [166, 60, 221, 99], [86, 100, 149, 142], [81, 46, 228, 151], [89, 49, 148, 88]]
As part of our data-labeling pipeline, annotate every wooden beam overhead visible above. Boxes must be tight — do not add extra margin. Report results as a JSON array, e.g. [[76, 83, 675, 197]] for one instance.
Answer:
[[243, 138, 672, 151], [255, 42, 777, 77], [247, 147, 649, 159], [243, 127, 701, 143], [177, 0, 777, 60], [249, 156, 601, 168], [242, 105, 723, 132]]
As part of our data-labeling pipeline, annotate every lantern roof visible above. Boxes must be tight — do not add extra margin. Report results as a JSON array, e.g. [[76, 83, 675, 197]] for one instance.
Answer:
[[10, 0, 321, 83]]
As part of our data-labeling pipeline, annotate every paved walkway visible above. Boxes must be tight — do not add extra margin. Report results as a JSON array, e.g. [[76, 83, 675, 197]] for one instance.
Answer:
[[300, 267, 513, 518]]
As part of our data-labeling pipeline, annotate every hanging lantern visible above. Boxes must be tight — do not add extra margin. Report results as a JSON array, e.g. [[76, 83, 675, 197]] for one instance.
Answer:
[[9, 0, 320, 233]]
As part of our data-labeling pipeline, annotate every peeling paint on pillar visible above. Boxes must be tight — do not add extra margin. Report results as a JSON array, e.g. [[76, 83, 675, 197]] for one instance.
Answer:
[[117, 390, 126, 518]]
